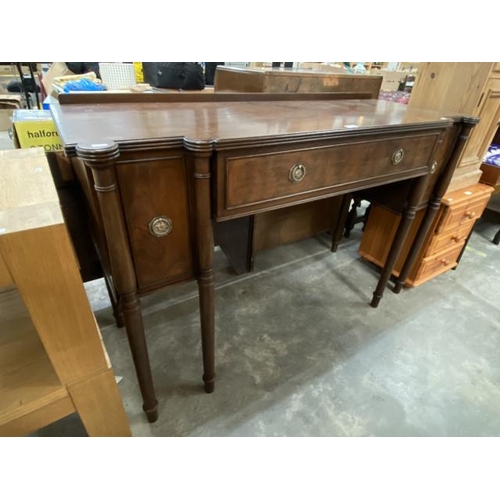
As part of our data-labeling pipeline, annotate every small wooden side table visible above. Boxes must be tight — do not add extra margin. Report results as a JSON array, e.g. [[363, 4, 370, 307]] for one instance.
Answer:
[[0, 148, 131, 437]]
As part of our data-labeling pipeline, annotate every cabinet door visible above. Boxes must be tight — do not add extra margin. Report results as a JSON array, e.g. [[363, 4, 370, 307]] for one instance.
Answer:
[[116, 153, 194, 292], [459, 78, 500, 170]]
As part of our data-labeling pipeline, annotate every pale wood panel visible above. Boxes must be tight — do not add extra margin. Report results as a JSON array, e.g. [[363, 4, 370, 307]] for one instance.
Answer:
[[68, 369, 131, 437], [0, 393, 75, 437], [0, 225, 108, 385], [0, 288, 65, 416], [0, 254, 12, 287], [0, 149, 62, 234], [408, 63, 493, 116], [459, 82, 500, 171]]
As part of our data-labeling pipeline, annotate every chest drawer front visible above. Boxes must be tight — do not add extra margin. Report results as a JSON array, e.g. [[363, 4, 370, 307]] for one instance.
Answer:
[[436, 195, 490, 233], [218, 133, 437, 218], [415, 243, 464, 281], [425, 219, 475, 256], [117, 155, 194, 291]]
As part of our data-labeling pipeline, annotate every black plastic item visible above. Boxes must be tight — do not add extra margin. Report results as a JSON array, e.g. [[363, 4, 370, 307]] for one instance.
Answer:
[[7, 63, 41, 109], [205, 62, 224, 85], [143, 62, 205, 90]]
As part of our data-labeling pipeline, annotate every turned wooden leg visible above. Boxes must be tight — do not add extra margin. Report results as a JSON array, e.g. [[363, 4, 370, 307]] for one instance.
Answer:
[[331, 194, 352, 252], [104, 276, 124, 328], [120, 292, 158, 422], [394, 118, 479, 294], [393, 199, 440, 293], [371, 175, 428, 308], [493, 228, 500, 245], [77, 141, 158, 422], [191, 145, 216, 393]]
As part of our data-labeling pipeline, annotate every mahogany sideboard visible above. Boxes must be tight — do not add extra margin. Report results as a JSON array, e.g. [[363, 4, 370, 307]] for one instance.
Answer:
[[51, 92, 475, 422]]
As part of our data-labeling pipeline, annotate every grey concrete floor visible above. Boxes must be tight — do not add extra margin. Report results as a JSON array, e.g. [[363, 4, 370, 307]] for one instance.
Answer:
[[33, 217, 500, 437]]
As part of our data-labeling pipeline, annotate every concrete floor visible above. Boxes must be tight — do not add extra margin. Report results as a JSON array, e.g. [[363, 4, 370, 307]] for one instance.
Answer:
[[33, 217, 500, 437]]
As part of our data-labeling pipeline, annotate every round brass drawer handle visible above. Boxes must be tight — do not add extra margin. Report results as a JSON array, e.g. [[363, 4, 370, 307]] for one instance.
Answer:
[[391, 148, 405, 165], [289, 163, 306, 183], [149, 216, 172, 237]]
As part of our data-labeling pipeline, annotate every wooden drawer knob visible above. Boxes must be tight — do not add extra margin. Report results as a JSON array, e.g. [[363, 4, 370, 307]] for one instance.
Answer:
[[451, 235, 462, 243], [149, 216, 172, 237], [440, 259, 450, 266], [465, 211, 476, 219]]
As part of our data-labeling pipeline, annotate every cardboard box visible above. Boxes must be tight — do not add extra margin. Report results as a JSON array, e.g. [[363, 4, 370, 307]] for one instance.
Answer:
[[0, 109, 13, 131], [12, 109, 63, 152], [0, 95, 21, 132], [41, 62, 74, 97]]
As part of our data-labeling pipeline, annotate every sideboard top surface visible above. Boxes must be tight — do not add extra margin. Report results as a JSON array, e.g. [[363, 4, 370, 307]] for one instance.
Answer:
[[52, 99, 453, 152]]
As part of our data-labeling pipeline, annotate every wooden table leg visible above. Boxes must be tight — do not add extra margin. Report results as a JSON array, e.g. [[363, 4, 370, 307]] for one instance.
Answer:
[[331, 194, 352, 252], [77, 142, 158, 423], [394, 118, 479, 294], [370, 174, 429, 308], [192, 146, 216, 393]]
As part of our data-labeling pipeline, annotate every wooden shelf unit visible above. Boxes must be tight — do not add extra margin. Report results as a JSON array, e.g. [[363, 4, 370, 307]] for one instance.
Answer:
[[0, 148, 131, 437]]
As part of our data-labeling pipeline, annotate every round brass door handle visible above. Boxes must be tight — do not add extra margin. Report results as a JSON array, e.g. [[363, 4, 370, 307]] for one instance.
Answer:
[[149, 216, 172, 237], [391, 148, 405, 165], [289, 163, 306, 183]]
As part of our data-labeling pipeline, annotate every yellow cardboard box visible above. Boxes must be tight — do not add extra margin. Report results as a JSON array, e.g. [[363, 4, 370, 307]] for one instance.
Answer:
[[12, 109, 63, 152]]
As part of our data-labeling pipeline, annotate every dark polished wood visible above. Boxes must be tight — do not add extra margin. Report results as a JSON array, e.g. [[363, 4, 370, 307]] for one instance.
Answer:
[[75, 141, 159, 423], [214, 66, 383, 97], [58, 91, 378, 106], [370, 173, 430, 307], [51, 96, 469, 421], [190, 147, 216, 394], [393, 118, 480, 293]]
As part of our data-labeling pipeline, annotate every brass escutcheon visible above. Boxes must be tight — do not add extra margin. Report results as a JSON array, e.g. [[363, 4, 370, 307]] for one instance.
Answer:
[[289, 163, 306, 183], [149, 216, 172, 237], [391, 148, 405, 165], [430, 161, 437, 174]]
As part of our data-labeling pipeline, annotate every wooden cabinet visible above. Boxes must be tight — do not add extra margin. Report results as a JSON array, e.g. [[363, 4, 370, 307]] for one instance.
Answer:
[[359, 183, 494, 287], [408, 63, 500, 192], [0, 148, 131, 437]]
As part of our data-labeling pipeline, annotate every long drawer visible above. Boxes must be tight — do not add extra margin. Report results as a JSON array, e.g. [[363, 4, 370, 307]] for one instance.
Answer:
[[216, 132, 439, 219]]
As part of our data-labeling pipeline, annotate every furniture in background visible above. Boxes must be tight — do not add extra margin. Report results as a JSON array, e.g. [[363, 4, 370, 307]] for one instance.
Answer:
[[359, 63, 500, 288], [360, 183, 493, 287], [51, 91, 473, 423], [408, 62, 500, 192], [479, 131, 500, 244], [0, 148, 131, 437], [214, 66, 383, 95]]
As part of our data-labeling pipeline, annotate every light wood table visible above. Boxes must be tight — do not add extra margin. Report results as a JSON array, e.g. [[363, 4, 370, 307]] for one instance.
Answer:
[[0, 148, 131, 437]]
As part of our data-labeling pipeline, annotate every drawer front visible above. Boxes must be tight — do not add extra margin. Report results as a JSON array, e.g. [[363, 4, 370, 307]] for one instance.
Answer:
[[425, 219, 475, 256], [416, 244, 464, 281], [217, 133, 438, 218], [436, 195, 490, 233], [116, 154, 194, 291]]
